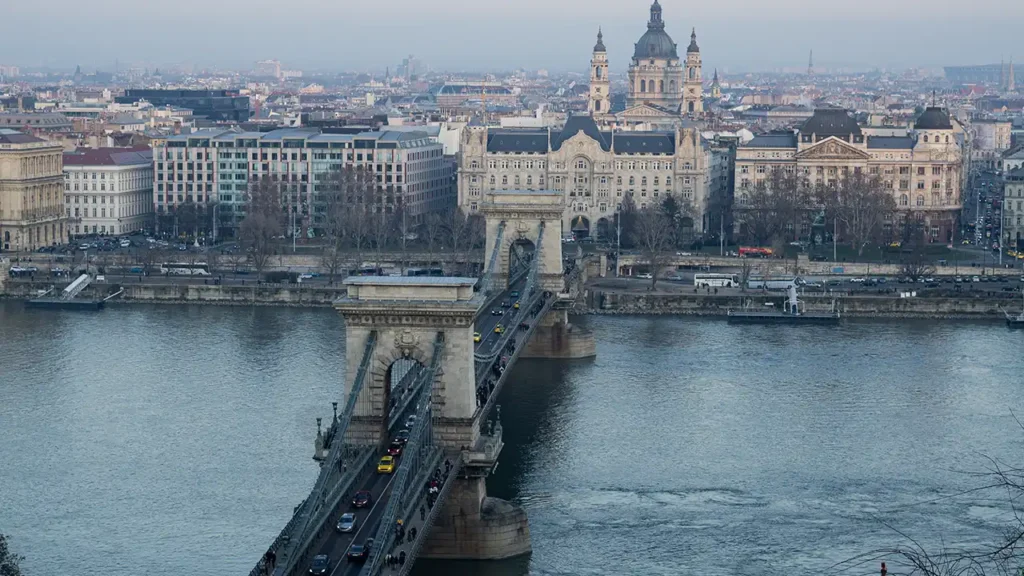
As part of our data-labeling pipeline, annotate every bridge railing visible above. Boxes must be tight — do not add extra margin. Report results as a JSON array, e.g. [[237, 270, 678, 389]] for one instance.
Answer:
[[388, 452, 465, 576], [269, 330, 379, 576], [476, 220, 505, 298]]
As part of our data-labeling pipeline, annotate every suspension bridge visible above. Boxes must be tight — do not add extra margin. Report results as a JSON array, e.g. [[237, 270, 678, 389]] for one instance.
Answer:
[[251, 190, 595, 576]]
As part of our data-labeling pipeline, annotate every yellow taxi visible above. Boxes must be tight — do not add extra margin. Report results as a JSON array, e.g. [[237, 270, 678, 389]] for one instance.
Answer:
[[473, 332, 481, 343], [377, 455, 396, 474], [494, 324, 505, 334], [513, 301, 520, 309]]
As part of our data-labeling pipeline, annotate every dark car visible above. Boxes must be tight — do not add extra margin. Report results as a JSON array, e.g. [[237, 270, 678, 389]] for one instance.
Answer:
[[309, 554, 330, 575], [395, 429, 410, 445], [352, 490, 372, 508], [510, 290, 520, 298], [490, 308, 503, 316], [500, 299, 512, 308], [346, 544, 367, 562], [387, 440, 404, 457]]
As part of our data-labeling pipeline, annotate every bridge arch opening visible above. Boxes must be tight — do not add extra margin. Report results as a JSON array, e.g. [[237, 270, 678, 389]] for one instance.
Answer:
[[382, 356, 425, 443], [507, 238, 535, 286]]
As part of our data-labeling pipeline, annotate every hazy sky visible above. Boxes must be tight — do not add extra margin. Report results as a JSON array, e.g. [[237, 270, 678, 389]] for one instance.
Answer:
[[3, 0, 1022, 73]]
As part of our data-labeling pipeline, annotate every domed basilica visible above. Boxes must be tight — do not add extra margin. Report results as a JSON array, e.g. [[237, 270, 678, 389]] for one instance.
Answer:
[[589, 1, 703, 122]]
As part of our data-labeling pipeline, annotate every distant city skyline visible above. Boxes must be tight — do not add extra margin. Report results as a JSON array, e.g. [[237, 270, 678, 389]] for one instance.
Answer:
[[2, 0, 1022, 74]]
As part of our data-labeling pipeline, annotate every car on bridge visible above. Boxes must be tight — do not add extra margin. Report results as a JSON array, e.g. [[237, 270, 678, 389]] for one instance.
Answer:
[[387, 440, 404, 457], [378, 455, 396, 474], [513, 301, 520, 309], [510, 290, 520, 298], [501, 299, 512, 308], [405, 414, 418, 428], [346, 540, 372, 563], [395, 429, 410, 445], [491, 308, 503, 316], [474, 332, 481, 343], [308, 554, 330, 575], [352, 490, 372, 508], [494, 324, 505, 334], [336, 512, 357, 533]]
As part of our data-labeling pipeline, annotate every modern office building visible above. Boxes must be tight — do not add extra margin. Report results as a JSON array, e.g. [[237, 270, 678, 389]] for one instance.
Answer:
[[63, 148, 154, 236], [0, 129, 67, 251], [115, 90, 250, 122], [152, 128, 454, 235]]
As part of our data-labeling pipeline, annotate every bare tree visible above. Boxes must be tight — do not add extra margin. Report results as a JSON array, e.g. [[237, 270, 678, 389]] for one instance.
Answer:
[[817, 171, 896, 257], [660, 193, 696, 249], [739, 259, 753, 293], [239, 176, 284, 278], [739, 168, 813, 248], [444, 207, 474, 275], [631, 206, 674, 289], [420, 212, 445, 265]]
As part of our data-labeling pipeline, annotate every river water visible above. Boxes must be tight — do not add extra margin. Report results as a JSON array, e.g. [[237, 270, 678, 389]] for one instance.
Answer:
[[1, 302, 1022, 576]]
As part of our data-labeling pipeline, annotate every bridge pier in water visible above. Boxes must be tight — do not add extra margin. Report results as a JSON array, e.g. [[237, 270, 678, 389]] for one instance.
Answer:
[[520, 307, 596, 359]]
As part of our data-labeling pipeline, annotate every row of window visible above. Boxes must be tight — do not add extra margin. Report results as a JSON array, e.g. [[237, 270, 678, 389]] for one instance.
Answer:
[[476, 159, 686, 171], [739, 164, 950, 176]]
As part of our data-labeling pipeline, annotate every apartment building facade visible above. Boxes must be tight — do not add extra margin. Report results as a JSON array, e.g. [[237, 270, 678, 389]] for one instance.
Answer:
[[63, 148, 153, 236], [153, 128, 454, 236]]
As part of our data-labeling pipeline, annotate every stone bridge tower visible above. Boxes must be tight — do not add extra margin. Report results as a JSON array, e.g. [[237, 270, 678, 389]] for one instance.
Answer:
[[479, 190, 565, 293]]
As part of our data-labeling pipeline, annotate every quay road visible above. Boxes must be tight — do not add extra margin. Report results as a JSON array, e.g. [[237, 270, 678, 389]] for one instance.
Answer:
[[293, 278, 527, 576]]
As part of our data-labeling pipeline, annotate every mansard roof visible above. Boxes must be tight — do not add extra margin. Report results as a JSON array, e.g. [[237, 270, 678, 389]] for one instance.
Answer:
[[612, 133, 675, 154], [745, 133, 798, 148], [486, 129, 549, 153], [800, 108, 862, 137], [484, 115, 678, 155], [866, 136, 915, 150], [552, 115, 610, 151]]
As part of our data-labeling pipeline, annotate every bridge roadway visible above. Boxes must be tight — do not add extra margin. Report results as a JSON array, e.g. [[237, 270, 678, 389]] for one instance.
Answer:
[[298, 278, 529, 576]]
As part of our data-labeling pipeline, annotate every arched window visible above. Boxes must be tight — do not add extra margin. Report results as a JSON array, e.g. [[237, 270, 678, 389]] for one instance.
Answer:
[[527, 175, 533, 186], [629, 176, 635, 186], [945, 135, 950, 143], [916, 195, 925, 206], [669, 80, 676, 93], [689, 67, 695, 80], [923, 134, 929, 143], [489, 175, 495, 185], [595, 67, 602, 80], [688, 101, 695, 113], [501, 175, 508, 186], [900, 194, 909, 206], [595, 100, 601, 112], [659, 80, 664, 92], [640, 80, 646, 93]]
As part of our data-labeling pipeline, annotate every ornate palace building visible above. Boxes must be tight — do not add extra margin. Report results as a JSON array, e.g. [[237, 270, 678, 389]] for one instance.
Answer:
[[0, 129, 67, 251], [734, 107, 963, 242], [458, 115, 718, 238]]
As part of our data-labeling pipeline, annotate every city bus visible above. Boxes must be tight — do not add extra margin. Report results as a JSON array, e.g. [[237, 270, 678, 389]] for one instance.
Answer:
[[738, 246, 774, 258], [405, 267, 445, 277], [159, 262, 211, 276], [694, 273, 738, 288]]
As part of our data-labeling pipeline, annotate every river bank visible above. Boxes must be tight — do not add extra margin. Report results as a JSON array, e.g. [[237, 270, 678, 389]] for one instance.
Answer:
[[1, 279, 345, 307], [583, 286, 1021, 319]]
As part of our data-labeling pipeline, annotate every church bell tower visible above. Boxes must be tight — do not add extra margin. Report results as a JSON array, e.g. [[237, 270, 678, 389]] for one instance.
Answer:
[[683, 28, 703, 115], [589, 29, 611, 116]]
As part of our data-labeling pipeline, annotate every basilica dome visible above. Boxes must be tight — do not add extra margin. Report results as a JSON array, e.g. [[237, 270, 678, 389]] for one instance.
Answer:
[[632, 0, 678, 60]]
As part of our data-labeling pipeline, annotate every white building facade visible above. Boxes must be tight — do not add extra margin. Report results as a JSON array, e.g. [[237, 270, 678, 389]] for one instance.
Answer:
[[63, 148, 154, 236]]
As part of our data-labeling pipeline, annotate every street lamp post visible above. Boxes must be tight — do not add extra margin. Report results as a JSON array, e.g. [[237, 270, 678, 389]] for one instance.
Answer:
[[615, 208, 622, 278]]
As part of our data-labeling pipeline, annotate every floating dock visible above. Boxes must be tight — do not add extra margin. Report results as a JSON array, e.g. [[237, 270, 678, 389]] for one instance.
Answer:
[[727, 309, 840, 324], [25, 297, 104, 310], [727, 284, 840, 325]]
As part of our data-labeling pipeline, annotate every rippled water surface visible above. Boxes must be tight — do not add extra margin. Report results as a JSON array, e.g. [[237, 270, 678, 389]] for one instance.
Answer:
[[2, 303, 1022, 576]]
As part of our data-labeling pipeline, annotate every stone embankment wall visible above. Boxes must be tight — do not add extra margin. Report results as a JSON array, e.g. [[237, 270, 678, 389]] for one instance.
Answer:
[[616, 253, 1021, 278], [2, 279, 346, 307], [588, 289, 1017, 319]]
